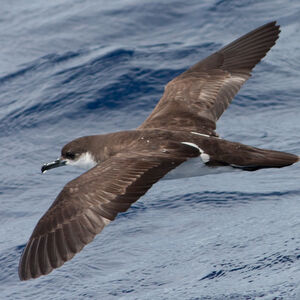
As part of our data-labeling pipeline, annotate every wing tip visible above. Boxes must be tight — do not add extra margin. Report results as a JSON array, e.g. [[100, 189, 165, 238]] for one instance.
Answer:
[[223, 20, 281, 49], [18, 239, 54, 281], [219, 20, 282, 72], [18, 208, 108, 281]]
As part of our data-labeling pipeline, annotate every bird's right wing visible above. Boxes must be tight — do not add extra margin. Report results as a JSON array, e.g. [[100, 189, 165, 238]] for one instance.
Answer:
[[19, 141, 199, 280], [139, 21, 280, 134]]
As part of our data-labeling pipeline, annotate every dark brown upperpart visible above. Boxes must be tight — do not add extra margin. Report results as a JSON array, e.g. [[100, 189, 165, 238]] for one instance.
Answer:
[[19, 21, 299, 281], [18, 132, 200, 280], [63, 129, 299, 169], [139, 21, 280, 134]]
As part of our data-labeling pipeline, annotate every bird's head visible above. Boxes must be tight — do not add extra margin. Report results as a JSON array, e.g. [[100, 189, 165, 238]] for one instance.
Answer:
[[41, 137, 97, 173]]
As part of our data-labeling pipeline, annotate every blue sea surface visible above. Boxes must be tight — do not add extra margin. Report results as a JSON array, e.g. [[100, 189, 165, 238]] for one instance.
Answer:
[[1, 0, 300, 299]]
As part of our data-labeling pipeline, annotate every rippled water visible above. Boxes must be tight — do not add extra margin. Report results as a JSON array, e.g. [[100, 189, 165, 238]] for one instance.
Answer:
[[1, 0, 300, 299]]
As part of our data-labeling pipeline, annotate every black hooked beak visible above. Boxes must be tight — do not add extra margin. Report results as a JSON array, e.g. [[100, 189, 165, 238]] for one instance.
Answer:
[[41, 158, 67, 174]]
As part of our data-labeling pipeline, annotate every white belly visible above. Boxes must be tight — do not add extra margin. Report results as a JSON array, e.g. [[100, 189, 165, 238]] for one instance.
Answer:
[[163, 157, 240, 180]]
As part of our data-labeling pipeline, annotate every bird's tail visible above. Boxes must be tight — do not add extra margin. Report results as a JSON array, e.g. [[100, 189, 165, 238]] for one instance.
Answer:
[[212, 140, 299, 171], [233, 149, 299, 171]]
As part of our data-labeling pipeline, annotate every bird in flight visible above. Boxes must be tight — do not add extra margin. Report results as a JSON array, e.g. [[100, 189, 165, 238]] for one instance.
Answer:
[[19, 21, 299, 280]]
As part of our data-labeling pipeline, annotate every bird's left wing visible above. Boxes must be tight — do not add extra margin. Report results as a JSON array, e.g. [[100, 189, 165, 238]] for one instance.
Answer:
[[19, 142, 199, 280], [138, 21, 280, 134]]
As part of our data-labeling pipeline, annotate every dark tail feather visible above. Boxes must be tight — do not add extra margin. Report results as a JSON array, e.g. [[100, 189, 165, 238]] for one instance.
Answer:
[[231, 148, 299, 171]]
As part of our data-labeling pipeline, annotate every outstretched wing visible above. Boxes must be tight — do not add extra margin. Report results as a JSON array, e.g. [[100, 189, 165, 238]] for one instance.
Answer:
[[19, 142, 199, 280], [139, 21, 280, 135]]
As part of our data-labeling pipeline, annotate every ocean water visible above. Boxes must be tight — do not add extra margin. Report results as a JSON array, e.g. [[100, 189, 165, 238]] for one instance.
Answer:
[[1, 0, 300, 299]]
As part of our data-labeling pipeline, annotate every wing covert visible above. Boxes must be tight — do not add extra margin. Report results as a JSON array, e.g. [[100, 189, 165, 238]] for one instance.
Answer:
[[19, 142, 198, 280], [139, 21, 280, 133]]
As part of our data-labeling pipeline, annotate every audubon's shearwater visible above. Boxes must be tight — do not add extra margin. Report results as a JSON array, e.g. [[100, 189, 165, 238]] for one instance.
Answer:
[[19, 21, 299, 280]]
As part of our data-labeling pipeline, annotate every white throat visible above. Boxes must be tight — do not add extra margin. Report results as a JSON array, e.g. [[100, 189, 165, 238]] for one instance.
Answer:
[[66, 152, 97, 169]]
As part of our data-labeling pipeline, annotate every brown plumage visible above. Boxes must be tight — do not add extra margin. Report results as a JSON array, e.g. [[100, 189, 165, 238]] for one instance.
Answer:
[[19, 21, 299, 280], [139, 21, 280, 134]]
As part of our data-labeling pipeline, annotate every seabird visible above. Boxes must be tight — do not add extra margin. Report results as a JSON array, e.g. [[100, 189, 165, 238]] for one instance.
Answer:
[[19, 21, 299, 280]]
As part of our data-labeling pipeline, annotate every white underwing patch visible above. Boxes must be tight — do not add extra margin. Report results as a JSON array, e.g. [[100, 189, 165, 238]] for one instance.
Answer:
[[191, 131, 222, 139], [191, 131, 210, 138], [163, 157, 239, 180], [200, 153, 210, 163], [181, 142, 201, 151], [181, 142, 210, 163]]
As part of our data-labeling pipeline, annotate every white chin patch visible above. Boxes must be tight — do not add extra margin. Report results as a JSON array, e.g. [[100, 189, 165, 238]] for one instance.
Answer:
[[66, 152, 97, 169]]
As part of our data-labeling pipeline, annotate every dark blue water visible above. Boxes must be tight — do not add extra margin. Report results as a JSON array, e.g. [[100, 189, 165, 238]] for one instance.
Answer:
[[1, 1, 300, 299]]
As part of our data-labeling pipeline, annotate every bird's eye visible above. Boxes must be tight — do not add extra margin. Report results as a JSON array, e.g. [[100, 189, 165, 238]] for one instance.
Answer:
[[65, 151, 75, 159]]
